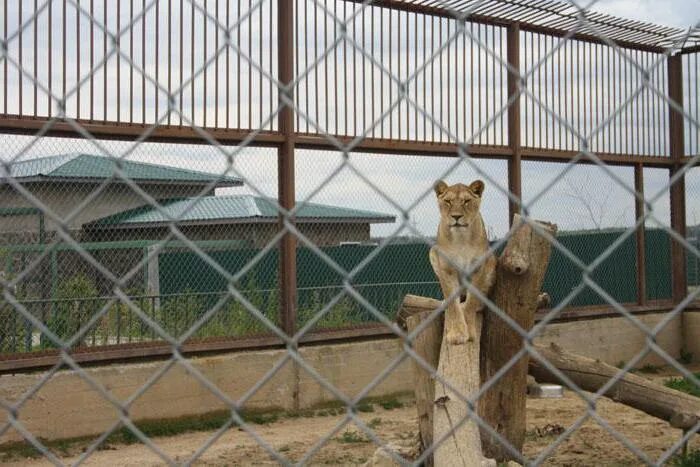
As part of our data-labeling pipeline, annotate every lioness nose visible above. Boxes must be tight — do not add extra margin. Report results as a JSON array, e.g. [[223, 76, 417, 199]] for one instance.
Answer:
[[451, 215, 461, 222]]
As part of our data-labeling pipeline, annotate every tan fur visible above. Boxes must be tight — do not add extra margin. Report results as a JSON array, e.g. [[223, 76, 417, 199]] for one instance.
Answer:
[[429, 180, 497, 345]]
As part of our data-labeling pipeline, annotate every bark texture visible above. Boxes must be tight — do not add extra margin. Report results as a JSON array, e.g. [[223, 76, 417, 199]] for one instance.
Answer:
[[479, 215, 557, 461]]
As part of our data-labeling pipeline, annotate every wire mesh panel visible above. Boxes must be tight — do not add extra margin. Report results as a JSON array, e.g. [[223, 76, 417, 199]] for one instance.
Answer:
[[0, 0, 699, 465]]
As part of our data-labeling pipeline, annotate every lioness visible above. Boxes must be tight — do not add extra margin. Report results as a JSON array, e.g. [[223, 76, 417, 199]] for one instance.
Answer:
[[429, 179, 496, 345]]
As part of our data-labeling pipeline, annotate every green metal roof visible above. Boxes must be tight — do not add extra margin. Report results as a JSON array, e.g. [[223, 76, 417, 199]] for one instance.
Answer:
[[2, 153, 242, 186], [87, 195, 396, 228]]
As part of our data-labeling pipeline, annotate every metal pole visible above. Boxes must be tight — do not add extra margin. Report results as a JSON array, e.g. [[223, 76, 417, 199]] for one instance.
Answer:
[[507, 23, 521, 224], [668, 54, 687, 304], [278, 0, 296, 336], [634, 163, 646, 305]]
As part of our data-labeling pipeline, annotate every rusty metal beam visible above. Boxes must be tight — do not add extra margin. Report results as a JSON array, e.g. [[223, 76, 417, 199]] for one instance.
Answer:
[[507, 23, 522, 225], [278, 0, 297, 337], [635, 163, 647, 305], [0, 117, 285, 146], [668, 53, 688, 305], [0, 302, 687, 374]]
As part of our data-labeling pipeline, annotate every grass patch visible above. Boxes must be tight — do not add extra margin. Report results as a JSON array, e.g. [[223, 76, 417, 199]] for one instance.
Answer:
[[670, 448, 700, 467], [665, 373, 700, 397], [337, 430, 369, 444], [379, 398, 404, 410]]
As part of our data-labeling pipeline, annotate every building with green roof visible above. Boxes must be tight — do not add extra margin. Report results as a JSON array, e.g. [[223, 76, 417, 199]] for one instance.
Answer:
[[1, 154, 394, 247], [0, 153, 241, 242], [83, 195, 395, 246]]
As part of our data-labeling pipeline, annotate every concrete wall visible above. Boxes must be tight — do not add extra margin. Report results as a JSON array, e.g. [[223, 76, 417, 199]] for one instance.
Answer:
[[0, 311, 686, 444], [683, 310, 700, 360]]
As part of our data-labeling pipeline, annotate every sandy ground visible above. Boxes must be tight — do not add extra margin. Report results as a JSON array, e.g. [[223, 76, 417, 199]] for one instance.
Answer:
[[4, 385, 698, 467]]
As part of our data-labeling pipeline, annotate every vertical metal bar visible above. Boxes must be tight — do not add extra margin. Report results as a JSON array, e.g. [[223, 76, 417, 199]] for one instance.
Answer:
[[398, 9, 402, 139], [168, 0, 171, 125], [247, 0, 251, 129], [155, 0, 159, 123], [203, 0, 207, 128], [635, 163, 647, 305], [668, 53, 687, 304], [259, 0, 263, 129], [278, 0, 296, 336], [477, 23, 481, 143], [33, 0, 38, 117], [507, 23, 521, 225], [404, 12, 410, 139], [3, 0, 7, 115], [326, 0, 330, 135], [225, 0, 230, 128], [18, 0, 22, 115], [116, 0, 120, 122], [145, 0, 148, 124], [103, 0, 106, 121], [190, 0, 194, 124], [62, 0, 66, 110], [353, 4, 358, 137], [213, 0, 218, 128], [237, 0, 240, 128], [314, 0, 319, 134], [76, 0, 80, 118], [178, 0, 182, 125], [130, 0, 134, 123], [90, 0, 94, 121], [388, 6, 392, 139]]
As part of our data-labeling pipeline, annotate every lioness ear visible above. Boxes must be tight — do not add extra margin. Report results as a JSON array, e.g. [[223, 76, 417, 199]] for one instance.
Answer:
[[469, 180, 485, 197], [434, 180, 448, 196]]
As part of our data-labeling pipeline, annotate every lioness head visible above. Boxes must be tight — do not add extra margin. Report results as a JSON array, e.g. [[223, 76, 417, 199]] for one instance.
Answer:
[[434, 179, 485, 229]]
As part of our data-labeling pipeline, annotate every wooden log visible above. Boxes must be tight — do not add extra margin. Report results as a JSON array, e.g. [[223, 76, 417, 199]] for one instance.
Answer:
[[433, 309, 488, 466], [399, 295, 700, 434], [480, 215, 557, 461], [530, 342, 700, 431], [405, 309, 443, 467]]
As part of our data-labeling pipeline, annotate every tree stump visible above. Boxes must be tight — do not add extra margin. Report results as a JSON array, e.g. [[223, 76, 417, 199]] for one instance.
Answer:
[[480, 215, 556, 461], [400, 214, 557, 464]]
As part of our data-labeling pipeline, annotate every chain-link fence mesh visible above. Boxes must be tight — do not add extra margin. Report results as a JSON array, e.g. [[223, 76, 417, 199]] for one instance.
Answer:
[[0, 0, 699, 465]]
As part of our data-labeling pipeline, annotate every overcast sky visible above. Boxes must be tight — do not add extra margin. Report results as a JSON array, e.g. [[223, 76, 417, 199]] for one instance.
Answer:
[[1, 0, 699, 239]]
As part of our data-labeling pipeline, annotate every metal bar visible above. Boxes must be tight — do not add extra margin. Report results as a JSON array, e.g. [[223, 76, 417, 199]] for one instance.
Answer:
[[168, 0, 171, 125], [131, 0, 134, 123], [33, 0, 38, 117], [156, 0, 160, 123], [226, 0, 229, 128], [668, 53, 687, 304], [635, 163, 647, 305], [278, 0, 296, 337], [3, 0, 6, 115], [180, 0, 183, 125], [507, 23, 521, 224], [203, 0, 207, 128], [18, 0, 22, 115], [117, 0, 120, 121]]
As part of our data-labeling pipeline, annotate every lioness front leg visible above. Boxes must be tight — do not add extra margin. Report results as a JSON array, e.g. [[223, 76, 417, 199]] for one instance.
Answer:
[[459, 255, 497, 342], [430, 247, 470, 345]]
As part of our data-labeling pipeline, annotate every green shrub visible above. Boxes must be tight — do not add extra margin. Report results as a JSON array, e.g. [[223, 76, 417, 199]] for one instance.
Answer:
[[44, 274, 99, 348], [665, 373, 700, 397], [671, 449, 700, 467]]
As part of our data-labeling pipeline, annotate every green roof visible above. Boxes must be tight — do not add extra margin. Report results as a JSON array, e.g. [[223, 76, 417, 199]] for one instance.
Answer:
[[2, 153, 242, 186], [87, 195, 395, 228]]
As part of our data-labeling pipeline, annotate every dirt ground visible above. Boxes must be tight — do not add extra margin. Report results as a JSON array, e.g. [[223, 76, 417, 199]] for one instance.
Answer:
[[5, 380, 698, 467]]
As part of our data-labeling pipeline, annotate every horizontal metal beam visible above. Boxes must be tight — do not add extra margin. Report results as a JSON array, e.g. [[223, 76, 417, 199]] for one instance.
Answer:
[[0, 117, 285, 146], [0, 301, 689, 374]]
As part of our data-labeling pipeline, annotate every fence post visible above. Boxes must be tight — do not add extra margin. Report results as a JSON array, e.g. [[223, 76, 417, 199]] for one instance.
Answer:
[[668, 53, 687, 304], [507, 23, 522, 225], [278, 0, 297, 336], [635, 163, 646, 305]]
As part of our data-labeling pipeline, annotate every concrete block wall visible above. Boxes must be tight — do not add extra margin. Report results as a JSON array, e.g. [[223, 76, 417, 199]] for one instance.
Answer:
[[0, 311, 687, 444]]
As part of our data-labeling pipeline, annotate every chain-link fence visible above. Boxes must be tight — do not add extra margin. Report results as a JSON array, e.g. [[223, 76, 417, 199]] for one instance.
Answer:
[[0, 0, 699, 465]]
